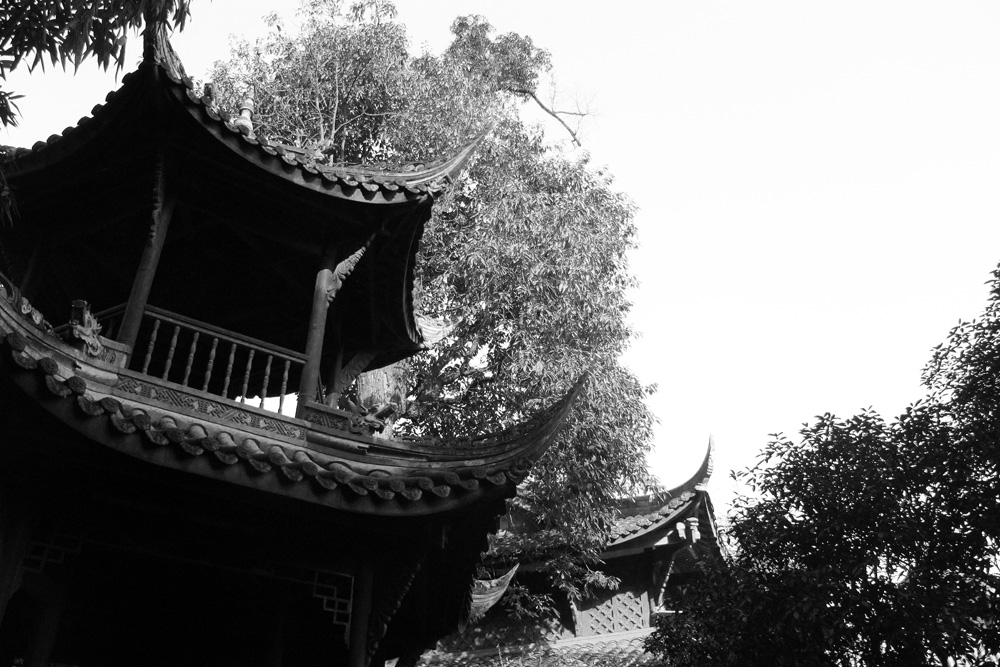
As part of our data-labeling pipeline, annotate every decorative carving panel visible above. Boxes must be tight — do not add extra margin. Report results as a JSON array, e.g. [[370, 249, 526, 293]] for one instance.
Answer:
[[116, 375, 303, 439]]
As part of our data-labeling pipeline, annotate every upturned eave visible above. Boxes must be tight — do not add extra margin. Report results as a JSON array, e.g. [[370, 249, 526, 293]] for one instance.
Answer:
[[0, 274, 582, 519]]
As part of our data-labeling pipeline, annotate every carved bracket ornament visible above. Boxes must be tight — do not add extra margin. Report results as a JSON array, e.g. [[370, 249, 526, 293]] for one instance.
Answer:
[[325, 246, 366, 304], [67, 300, 103, 357]]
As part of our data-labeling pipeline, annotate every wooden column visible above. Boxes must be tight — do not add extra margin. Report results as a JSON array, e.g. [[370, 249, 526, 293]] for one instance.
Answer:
[[117, 155, 176, 352], [22, 575, 66, 667], [261, 591, 290, 667], [348, 564, 375, 667], [0, 489, 33, 632], [297, 244, 338, 407]]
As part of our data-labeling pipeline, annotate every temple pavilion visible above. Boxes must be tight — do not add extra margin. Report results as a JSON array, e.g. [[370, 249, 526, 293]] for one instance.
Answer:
[[425, 441, 721, 666], [0, 23, 581, 667]]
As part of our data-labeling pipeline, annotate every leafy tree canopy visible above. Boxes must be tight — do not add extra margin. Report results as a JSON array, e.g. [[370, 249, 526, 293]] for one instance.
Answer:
[[210, 0, 656, 603], [647, 269, 1000, 666], [0, 0, 190, 126]]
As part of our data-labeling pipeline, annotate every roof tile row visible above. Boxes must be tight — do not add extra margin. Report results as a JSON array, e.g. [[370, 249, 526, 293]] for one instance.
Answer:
[[2, 327, 533, 508], [2, 33, 481, 203]]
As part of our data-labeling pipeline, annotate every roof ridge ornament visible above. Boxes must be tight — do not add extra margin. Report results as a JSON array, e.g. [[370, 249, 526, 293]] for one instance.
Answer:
[[232, 93, 255, 138]]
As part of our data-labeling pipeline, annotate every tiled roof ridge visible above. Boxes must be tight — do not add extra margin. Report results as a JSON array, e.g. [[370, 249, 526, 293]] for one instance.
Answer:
[[617, 438, 715, 515], [394, 383, 582, 453], [487, 488, 701, 559], [1, 23, 485, 201], [488, 440, 714, 557]]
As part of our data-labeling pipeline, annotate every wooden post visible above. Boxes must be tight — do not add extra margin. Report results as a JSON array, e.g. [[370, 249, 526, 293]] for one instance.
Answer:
[[0, 488, 33, 632], [348, 564, 375, 667], [262, 590, 290, 667], [297, 245, 338, 408], [22, 575, 66, 667], [117, 155, 175, 352]]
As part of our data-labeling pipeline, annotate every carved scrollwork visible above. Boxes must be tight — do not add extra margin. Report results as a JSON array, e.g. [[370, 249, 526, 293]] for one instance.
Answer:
[[324, 246, 366, 304], [68, 300, 104, 357], [18, 297, 53, 333]]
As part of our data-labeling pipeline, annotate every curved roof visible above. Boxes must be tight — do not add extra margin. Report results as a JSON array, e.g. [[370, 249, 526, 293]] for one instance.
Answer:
[[486, 440, 716, 559], [607, 439, 714, 545], [1, 24, 482, 204], [0, 270, 584, 518], [0, 24, 484, 373]]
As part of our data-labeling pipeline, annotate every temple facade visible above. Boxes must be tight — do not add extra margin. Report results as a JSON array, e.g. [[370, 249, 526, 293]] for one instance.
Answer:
[[0, 23, 579, 667], [423, 443, 721, 666]]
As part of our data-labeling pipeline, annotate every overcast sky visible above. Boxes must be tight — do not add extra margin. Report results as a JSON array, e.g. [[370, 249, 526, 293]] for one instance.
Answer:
[[5, 1, 1000, 515]]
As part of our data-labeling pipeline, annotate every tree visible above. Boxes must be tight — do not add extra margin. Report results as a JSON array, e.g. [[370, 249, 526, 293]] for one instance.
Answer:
[[0, 0, 191, 127], [646, 271, 1000, 666], [210, 0, 656, 605]]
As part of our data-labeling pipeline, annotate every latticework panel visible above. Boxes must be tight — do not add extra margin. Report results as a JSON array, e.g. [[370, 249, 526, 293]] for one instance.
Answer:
[[311, 570, 353, 630], [581, 589, 648, 636]]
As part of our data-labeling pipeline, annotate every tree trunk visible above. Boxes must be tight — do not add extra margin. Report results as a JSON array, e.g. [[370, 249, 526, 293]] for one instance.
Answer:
[[356, 363, 407, 438]]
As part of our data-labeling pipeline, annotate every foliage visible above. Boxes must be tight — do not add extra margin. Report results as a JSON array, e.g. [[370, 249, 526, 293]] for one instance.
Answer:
[[0, 0, 190, 126], [646, 269, 1000, 666], [211, 0, 655, 604]]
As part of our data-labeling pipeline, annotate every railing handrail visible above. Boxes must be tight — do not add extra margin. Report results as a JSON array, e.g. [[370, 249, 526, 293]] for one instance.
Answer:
[[141, 305, 308, 363], [92, 302, 307, 364], [92, 303, 127, 322]]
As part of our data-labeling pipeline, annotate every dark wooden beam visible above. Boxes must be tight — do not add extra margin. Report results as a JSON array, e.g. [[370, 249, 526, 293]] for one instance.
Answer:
[[118, 154, 176, 351], [0, 486, 35, 631]]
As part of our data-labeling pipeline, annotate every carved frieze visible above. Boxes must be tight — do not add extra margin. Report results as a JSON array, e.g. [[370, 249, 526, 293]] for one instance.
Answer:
[[116, 375, 303, 439], [300, 401, 379, 437]]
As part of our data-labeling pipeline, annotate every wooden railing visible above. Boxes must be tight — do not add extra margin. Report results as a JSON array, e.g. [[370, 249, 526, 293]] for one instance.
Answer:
[[96, 304, 306, 416]]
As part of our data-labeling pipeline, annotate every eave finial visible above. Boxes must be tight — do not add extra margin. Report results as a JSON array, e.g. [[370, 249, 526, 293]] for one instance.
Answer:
[[233, 93, 255, 137], [663, 436, 715, 499]]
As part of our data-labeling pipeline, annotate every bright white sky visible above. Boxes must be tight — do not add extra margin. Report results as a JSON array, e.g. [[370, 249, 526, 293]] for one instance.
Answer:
[[5, 1, 1000, 515]]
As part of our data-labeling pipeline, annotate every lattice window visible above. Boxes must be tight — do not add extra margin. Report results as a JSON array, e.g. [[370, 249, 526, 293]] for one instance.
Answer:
[[580, 589, 648, 636], [272, 565, 353, 642], [311, 570, 353, 636], [21, 534, 82, 574]]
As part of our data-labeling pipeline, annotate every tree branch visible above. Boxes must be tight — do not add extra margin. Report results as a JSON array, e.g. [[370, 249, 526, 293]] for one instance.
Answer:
[[510, 88, 582, 147]]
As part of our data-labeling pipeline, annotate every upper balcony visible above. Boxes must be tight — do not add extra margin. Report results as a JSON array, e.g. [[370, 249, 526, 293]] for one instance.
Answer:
[[0, 268, 583, 517]]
